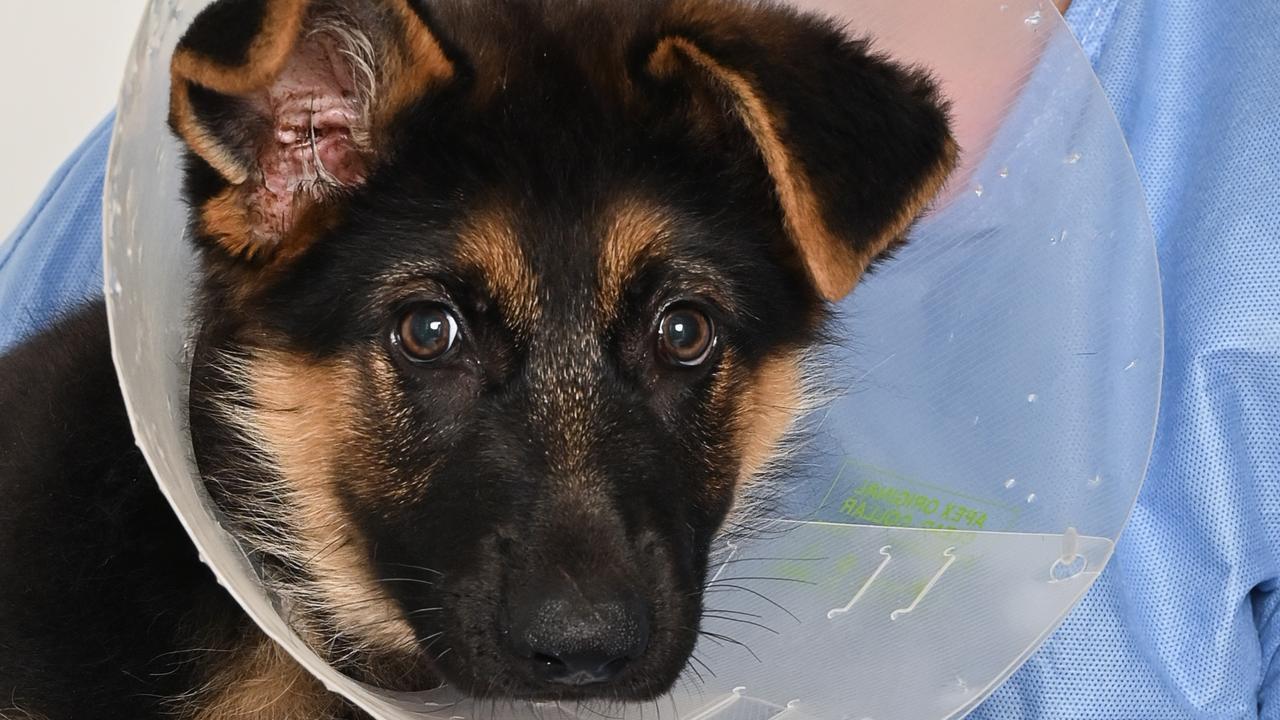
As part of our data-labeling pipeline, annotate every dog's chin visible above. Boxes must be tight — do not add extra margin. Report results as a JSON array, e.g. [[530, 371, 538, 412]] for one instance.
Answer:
[[442, 668, 681, 704], [511, 681, 675, 704]]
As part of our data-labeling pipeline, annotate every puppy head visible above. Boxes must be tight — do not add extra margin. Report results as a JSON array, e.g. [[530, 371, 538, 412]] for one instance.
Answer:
[[174, 0, 955, 702]]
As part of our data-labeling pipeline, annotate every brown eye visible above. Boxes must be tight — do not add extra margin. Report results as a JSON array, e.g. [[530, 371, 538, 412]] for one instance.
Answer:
[[395, 304, 460, 362], [657, 305, 715, 367]]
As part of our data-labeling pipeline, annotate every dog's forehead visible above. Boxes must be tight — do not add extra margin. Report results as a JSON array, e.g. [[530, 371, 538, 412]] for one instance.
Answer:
[[443, 194, 690, 333], [359, 31, 659, 313]]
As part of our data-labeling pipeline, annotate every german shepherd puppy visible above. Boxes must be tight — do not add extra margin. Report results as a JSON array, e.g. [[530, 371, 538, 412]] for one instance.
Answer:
[[0, 0, 955, 717]]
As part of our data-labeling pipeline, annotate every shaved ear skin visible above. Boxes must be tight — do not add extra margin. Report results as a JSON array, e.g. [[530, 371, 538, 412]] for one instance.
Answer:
[[169, 0, 455, 267]]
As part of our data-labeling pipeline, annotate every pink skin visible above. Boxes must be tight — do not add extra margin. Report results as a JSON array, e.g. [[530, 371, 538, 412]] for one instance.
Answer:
[[245, 31, 368, 242]]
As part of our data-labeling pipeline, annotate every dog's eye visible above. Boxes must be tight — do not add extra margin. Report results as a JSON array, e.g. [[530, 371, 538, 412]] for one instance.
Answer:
[[395, 304, 460, 363], [656, 305, 715, 367]]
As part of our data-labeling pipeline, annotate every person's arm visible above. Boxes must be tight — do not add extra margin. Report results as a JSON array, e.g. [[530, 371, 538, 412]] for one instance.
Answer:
[[0, 114, 112, 354]]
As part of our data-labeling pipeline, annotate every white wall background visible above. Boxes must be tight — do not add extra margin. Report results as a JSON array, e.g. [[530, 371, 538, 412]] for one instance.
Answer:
[[0, 1, 150, 238]]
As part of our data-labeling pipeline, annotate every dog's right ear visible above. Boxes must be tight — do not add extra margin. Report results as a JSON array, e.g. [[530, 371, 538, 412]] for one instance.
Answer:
[[640, 0, 957, 302], [169, 0, 455, 266]]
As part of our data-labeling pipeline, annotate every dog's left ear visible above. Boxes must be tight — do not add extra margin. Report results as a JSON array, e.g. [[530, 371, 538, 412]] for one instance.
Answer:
[[643, 1, 958, 300]]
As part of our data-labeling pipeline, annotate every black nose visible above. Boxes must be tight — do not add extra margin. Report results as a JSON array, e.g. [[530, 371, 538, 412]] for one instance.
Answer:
[[506, 591, 649, 686]]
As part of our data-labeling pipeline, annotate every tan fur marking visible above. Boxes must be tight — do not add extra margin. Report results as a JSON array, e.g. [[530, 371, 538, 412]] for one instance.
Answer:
[[199, 188, 340, 273], [879, 134, 960, 258], [169, 83, 252, 185], [185, 634, 340, 720], [454, 208, 540, 331], [598, 198, 673, 318], [647, 37, 860, 300], [732, 354, 805, 486], [251, 350, 417, 654], [376, 0, 456, 127], [200, 187, 262, 260], [648, 37, 955, 301], [701, 348, 748, 500]]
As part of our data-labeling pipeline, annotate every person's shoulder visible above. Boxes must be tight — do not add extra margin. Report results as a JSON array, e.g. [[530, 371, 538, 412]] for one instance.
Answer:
[[0, 114, 114, 352]]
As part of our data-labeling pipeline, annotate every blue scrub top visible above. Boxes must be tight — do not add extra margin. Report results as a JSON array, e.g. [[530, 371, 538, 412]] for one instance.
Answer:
[[2, 0, 1277, 716]]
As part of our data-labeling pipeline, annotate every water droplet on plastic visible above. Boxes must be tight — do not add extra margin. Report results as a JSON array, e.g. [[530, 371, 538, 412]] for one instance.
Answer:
[[1004, 478, 1017, 489], [1089, 474, 1103, 487], [972, 415, 981, 425], [973, 184, 984, 198], [1026, 493, 1037, 503], [1065, 151, 1083, 164], [1050, 554, 1087, 581], [1025, 10, 1043, 26], [1027, 393, 1039, 403], [998, 166, 1009, 178], [1124, 360, 1137, 371]]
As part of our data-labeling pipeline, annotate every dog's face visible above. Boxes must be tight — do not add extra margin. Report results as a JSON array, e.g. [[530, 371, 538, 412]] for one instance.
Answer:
[[173, 0, 954, 702]]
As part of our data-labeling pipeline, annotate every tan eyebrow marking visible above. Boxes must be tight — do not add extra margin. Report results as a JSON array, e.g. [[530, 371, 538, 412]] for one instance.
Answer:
[[453, 206, 541, 333]]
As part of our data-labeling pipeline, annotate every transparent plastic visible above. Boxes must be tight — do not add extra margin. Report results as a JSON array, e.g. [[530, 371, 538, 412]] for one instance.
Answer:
[[103, 1, 1162, 719]]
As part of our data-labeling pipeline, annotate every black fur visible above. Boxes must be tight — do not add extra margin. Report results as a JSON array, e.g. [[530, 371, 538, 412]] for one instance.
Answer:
[[0, 304, 246, 718]]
